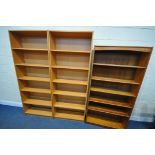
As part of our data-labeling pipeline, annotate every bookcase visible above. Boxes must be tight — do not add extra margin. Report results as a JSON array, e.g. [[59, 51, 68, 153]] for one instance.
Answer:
[[9, 30, 152, 128], [49, 31, 93, 121], [9, 30, 93, 121], [86, 46, 152, 128], [9, 30, 52, 116]]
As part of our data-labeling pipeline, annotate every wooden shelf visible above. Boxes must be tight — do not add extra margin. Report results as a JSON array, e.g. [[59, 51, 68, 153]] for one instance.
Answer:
[[15, 63, 49, 68], [9, 31, 153, 128], [53, 90, 86, 98], [19, 76, 50, 82], [93, 63, 146, 69], [91, 87, 136, 97], [21, 87, 51, 94], [54, 102, 85, 111], [25, 109, 52, 117], [10, 30, 94, 124], [88, 106, 129, 117], [87, 46, 152, 128], [89, 97, 132, 108], [12, 48, 48, 51], [24, 99, 52, 107], [51, 65, 89, 70], [95, 46, 152, 53], [55, 112, 84, 121], [86, 116, 124, 129], [52, 79, 88, 85], [51, 49, 90, 54], [91, 76, 139, 85]]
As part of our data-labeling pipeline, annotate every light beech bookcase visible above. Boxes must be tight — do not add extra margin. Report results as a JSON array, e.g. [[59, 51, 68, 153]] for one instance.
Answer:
[[9, 30, 152, 128], [86, 46, 152, 128], [9, 30, 93, 121]]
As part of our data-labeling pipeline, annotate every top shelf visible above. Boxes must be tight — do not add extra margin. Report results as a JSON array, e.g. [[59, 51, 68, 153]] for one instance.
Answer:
[[12, 48, 48, 51], [51, 49, 90, 54], [95, 46, 152, 53]]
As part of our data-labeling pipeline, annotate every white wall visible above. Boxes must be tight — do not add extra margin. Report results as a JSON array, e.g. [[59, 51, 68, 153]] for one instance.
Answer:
[[0, 26, 155, 122]]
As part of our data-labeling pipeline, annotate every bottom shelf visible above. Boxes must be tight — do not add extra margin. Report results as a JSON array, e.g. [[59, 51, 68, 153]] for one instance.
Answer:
[[55, 112, 84, 121], [54, 102, 85, 111], [86, 116, 125, 129], [25, 108, 52, 117], [24, 99, 52, 107]]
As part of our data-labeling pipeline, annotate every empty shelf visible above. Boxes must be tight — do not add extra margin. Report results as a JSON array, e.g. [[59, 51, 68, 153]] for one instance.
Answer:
[[51, 49, 90, 54], [52, 79, 88, 85], [93, 63, 146, 69], [91, 76, 139, 85], [19, 76, 50, 82], [53, 90, 86, 98], [55, 112, 84, 121], [89, 97, 132, 108], [21, 87, 51, 94], [25, 109, 52, 117], [88, 106, 129, 117], [90, 87, 136, 97], [12, 48, 48, 51], [86, 116, 124, 129], [51, 65, 89, 70], [24, 99, 52, 107], [54, 102, 85, 111], [15, 63, 49, 68]]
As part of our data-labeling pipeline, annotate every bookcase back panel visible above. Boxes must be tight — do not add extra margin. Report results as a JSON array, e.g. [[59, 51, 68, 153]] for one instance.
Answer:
[[55, 83, 87, 93], [55, 53, 89, 67], [24, 51, 48, 65], [93, 66, 136, 80], [56, 95, 85, 104], [55, 108, 84, 115], [24, 81, 50, 89], [56, 69, 88, 81], [28, 92, 51, 101], [25, 67, 49, 78], [94, 51, 141, 66], [21, 37, 47, 49], [28, 105, 52, 111], [91, 80, 132, 92], [55, 38, 91, 51], [87, 110, 126, 123], [10, 31, 48, 49], [89, 101, 130, 115], [13, 51, 48, 65], [90, 91, 130, 103]]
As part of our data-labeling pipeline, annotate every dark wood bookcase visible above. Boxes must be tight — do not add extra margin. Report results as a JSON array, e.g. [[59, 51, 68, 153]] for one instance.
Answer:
[[86, 46, 152, 128]]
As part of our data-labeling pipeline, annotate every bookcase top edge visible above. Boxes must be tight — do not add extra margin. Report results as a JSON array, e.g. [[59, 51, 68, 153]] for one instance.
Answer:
[[94, 45, 153, 52]]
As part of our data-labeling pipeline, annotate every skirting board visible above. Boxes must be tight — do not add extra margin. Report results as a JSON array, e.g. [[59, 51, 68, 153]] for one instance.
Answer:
[[0, 100, 153, 123]]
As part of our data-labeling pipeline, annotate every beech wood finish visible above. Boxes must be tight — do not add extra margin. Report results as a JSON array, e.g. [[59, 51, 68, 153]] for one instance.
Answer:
[[9, 30, 93, 122], [9, 31, 152, 128]]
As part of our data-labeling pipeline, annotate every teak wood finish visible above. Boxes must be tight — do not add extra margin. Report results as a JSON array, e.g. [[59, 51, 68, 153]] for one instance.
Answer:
[[9, 30, 93, 122], [9, 30, 152, 128], [86, 46, 152, 128]]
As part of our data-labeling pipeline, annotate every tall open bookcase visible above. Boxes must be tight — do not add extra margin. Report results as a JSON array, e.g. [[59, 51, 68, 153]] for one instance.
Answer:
[[9, 30, 152, 128], [86, 46, 152, 128], [9, 30, 93, 121]]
